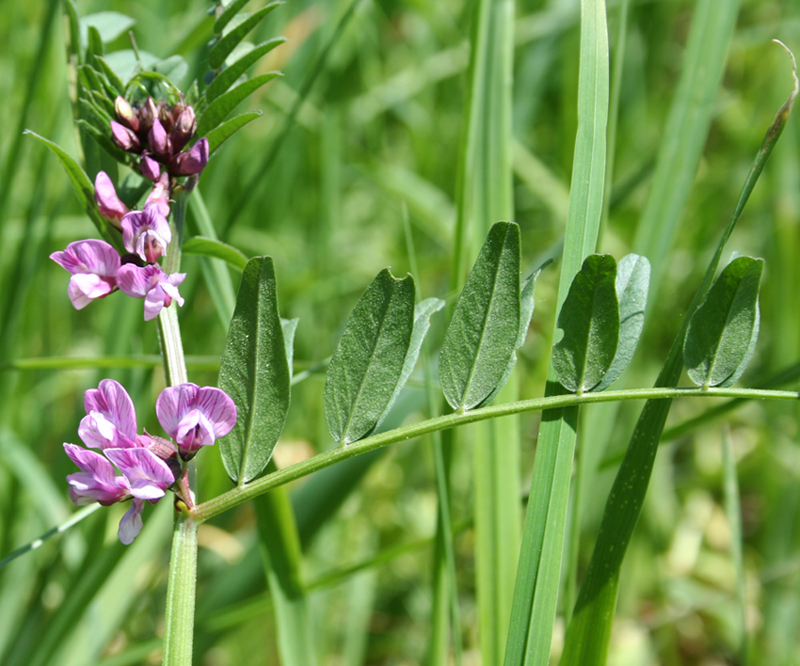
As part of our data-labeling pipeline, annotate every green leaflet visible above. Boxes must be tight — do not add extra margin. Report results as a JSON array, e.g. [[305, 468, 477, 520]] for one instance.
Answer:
[[182, 236, 249, 271], [439, 221, 521, 411], [196, 73, 280, 139], [218, 257, 291, 484], [552, 254, 619, 394], [595, 253, 650, 391], [80, 11, 136, 44], [206, 38, 286, 104], [208, 3, 282, 70], [376, 296, 445, 424], [324, 268, 416, 445], [214, 0, 254, 36], [684, 256, 763, 388], [477, 264, 544, 407], [22, 131, 122, 252], [206, 111, 263, 155]]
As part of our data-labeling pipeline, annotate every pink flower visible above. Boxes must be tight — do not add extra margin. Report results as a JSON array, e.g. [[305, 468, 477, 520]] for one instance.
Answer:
[[78, 378, 138, 449], [148, 118, 171, 157], [64, 444, 130, 506], [117, 263, 186, 321], [50, 240, 120, 309], [121, 203, 172, 263], [94, 171, 129, 227], [156, 383, 237, 459], [171, 138, 209, 176]]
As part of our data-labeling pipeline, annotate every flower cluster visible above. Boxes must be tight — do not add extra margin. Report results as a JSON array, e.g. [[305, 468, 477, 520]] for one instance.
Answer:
[[50, 96, 209, 321], [65, 379, 236, 544], [111, 96, 209, 178]]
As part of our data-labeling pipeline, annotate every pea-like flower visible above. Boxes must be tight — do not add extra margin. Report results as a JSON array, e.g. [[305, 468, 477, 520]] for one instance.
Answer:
[[94, 171, 129, 226], [64, 379, 237, 544], [171, 138, 209, 176], [156, 383, 237, 459], [121, 202, 172, 264], [50, 239, 120, 309], [117, 263, 186, 321]]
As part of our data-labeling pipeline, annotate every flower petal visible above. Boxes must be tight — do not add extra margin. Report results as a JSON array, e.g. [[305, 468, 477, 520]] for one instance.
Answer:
[[105, 447, 175, 500], [64, 443, 130, 506], [94, 171, 129, 225], [84, 379, 137, 440], [118, 499, 145, 544]]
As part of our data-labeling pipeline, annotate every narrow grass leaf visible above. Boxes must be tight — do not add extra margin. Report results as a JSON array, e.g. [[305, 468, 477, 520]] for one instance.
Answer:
[[553, 254, 619, 393], [196, 73, 280, 138], [377, 297, 444, 424], [218, 257, 291, 484], [504, 0, 609, 664], [595, 253, 650, 391], [439, 221, 521, 411], [561, 25, 795, 666], [22, 131, 122, 251], [206, 111, 263, 155], [208, 3, 281, 70], [684, 257, 763, 388], [324, 268, 416, 444], [255, 473, 318, 666], [206, 38, 286, 103], [182, 236, 249, 271]]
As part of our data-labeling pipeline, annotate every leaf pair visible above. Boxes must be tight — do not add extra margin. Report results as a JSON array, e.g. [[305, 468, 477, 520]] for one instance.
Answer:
[[439, 221, 542, 412], [324, 270, 444, 445], [684, 256, 763, 388], [553, 253, 650, 393]]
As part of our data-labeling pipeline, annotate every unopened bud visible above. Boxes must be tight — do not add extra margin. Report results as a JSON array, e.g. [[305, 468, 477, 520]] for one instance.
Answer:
[[140, 155, 161, 181], [139, 97, 158, 131], [171, 138, 209, 176], [110, 121, 140, 151], [171, 107, 197, 151], [114, 96, 139, 132], [94, 171, 129, 227], [148, 119, 171, 157]]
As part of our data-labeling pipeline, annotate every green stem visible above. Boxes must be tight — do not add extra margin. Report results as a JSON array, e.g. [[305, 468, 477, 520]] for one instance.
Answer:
[[162, 512, 198, 666], [192, 386, 799, 522], [159, 194, 194, 666]]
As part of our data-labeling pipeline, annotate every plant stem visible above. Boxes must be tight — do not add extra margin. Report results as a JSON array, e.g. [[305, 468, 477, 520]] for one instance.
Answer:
[[162, 512, 198, 666], [159, 194, 194, 666], [192, 386, 799, 522]]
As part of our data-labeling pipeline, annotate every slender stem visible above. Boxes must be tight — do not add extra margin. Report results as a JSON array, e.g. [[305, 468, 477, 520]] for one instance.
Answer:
[[192, 386, 799, 522], [162, 512, 198, 666], [159, 193, 194, 666]]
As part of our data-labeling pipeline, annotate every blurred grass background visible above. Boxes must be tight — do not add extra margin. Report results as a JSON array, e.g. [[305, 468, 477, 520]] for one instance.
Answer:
[[3, 0, 800, 664]]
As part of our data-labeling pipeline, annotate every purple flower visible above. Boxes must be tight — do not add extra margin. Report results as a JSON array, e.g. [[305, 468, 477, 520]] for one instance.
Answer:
[[64, 444, 130, 506], [156, 383, 237, 458], [50, 240, 120, 310], [111, 120, 140, 151], [171, 138, 209, 176], [94, 171, 129, 227], [104, 447, 175, 501], [117, 263, 186, 321], [78, 378, 138, 449], [121, 203, 172, 263], [140, 155, 161, 182]]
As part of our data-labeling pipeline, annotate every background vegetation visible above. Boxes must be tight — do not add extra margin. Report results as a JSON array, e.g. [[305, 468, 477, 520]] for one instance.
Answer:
[[2, 0, 800, 664]]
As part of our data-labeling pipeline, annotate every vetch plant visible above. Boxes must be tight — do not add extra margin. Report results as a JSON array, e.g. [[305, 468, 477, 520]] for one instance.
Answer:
[[4, 2, 800, 666]]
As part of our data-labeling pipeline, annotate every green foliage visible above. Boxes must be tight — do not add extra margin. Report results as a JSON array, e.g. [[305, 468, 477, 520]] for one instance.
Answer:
[[552, 254, 619, 393], [439, 221, 521, 411], [196, 73, 281, 139], [684, 256, 763, 388], [208, 3, 282, 70], [324, 268, 416, 445], [205, 38, 287, 104], [182, 236, 249, 272], [218, 257, 291, 484]]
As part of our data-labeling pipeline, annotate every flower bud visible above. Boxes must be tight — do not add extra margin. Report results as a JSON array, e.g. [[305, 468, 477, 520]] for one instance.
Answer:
[[110, 121, 140, 152], [148, 119, 171, 157], [139, 97, 158, 132], [114, 96, 139, 131], [171, 138, 209, 176], [140, 156, 161, 182], [145, 172, 171, 216], [171, 106, 196, 152]]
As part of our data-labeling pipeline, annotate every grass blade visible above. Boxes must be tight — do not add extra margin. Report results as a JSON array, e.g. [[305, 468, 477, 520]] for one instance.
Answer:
[[560, 33, 796, 666], [504, 0, 609, 664]]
